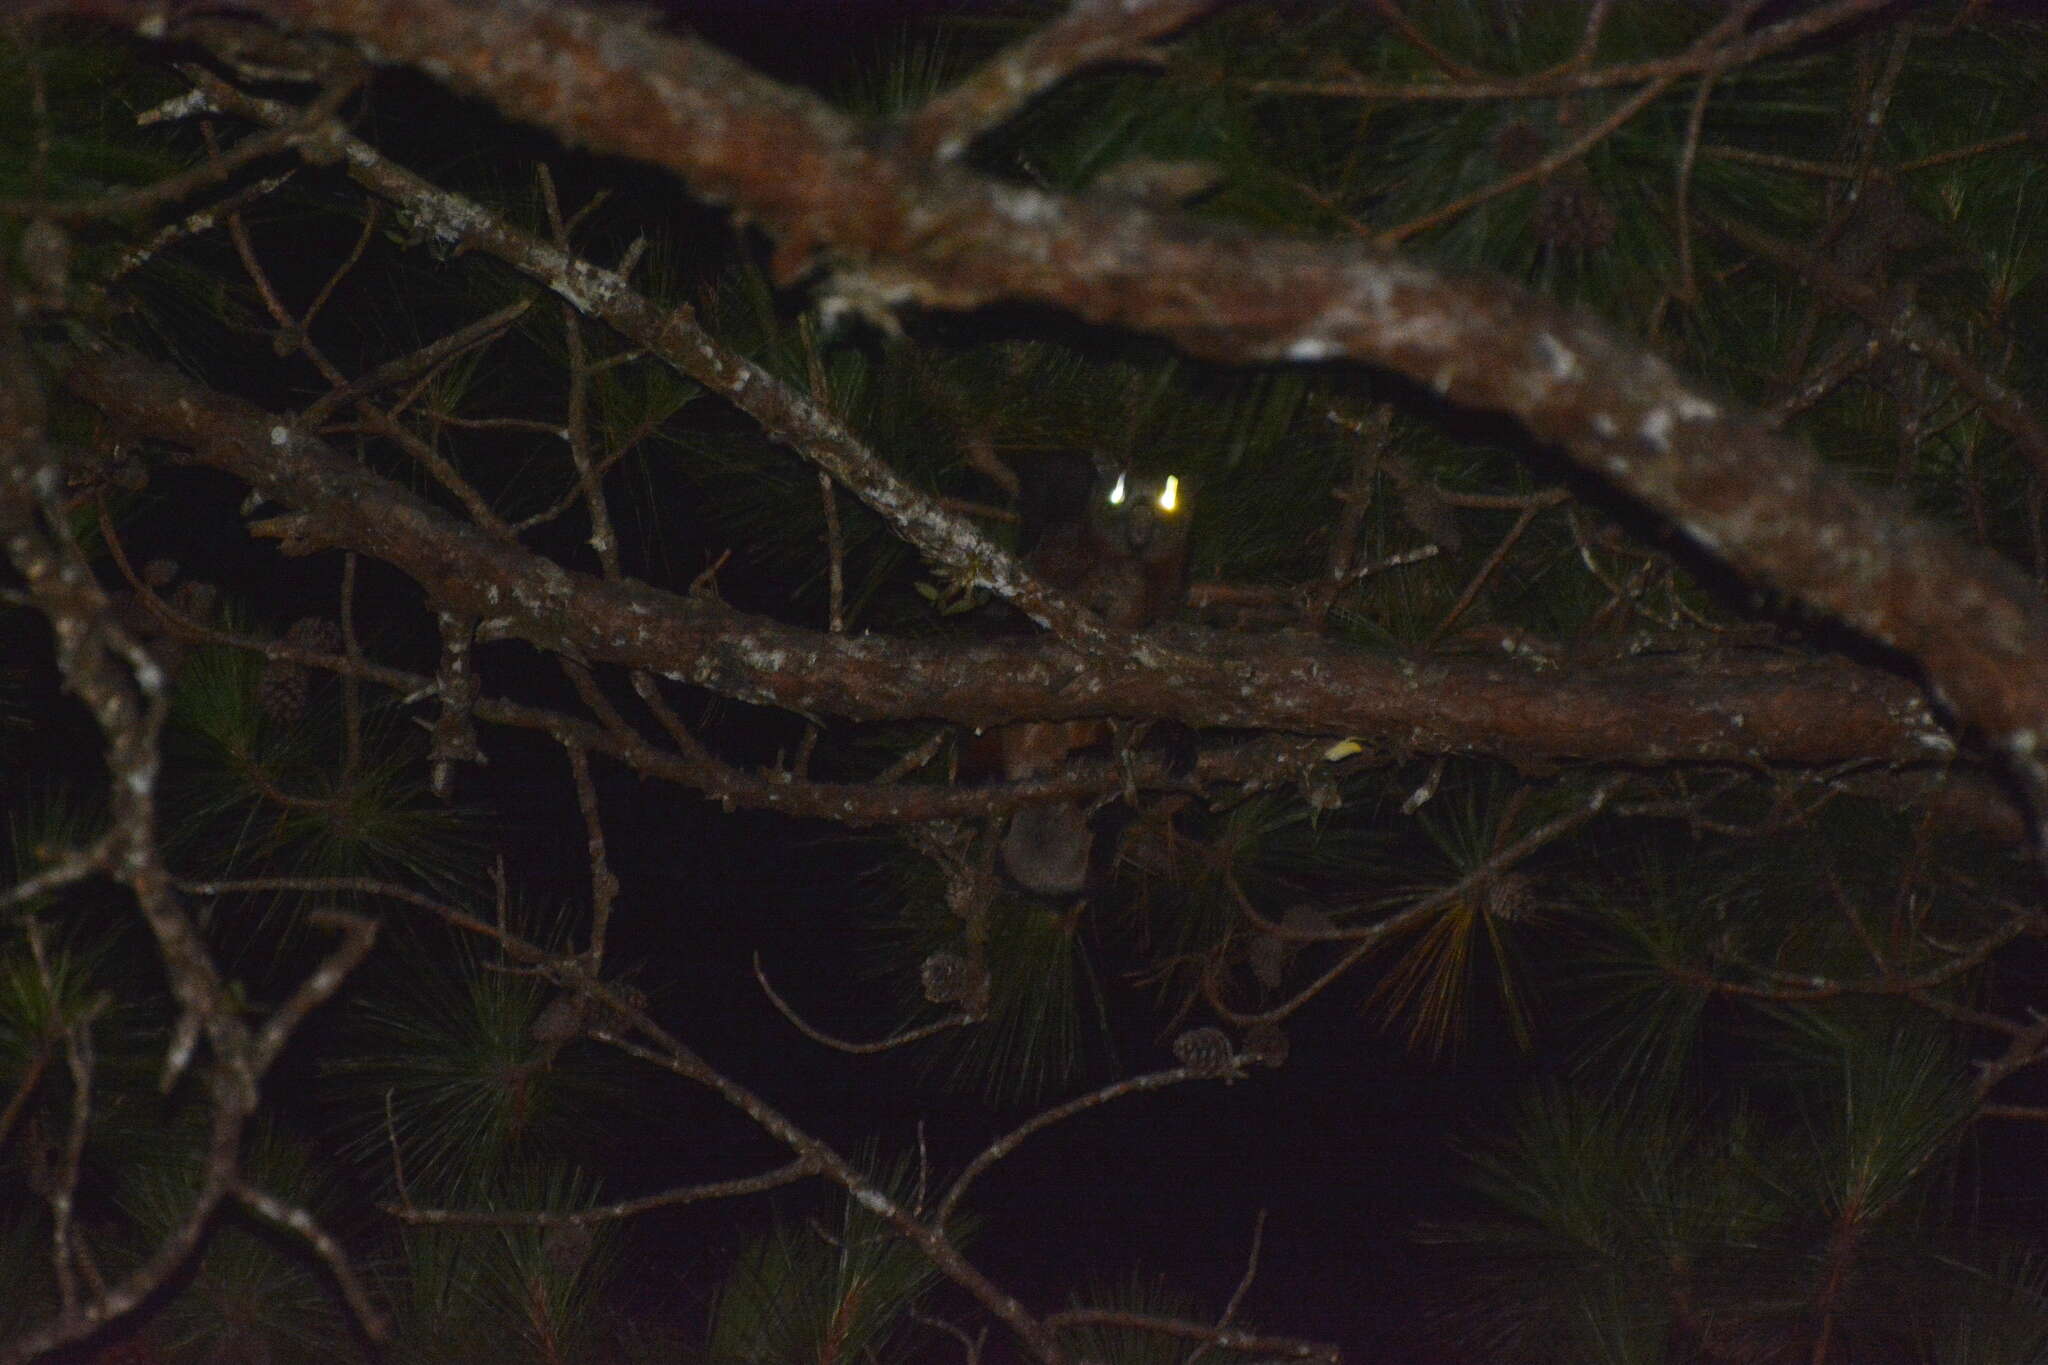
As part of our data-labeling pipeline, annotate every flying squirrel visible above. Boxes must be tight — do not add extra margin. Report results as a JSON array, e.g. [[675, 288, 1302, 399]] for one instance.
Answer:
[[979, 453, 1192, 896]]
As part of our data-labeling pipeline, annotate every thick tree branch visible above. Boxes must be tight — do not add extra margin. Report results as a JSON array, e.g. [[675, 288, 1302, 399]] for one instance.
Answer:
[[121, 0, 2046, 775], [64, 346, 1960, 776], [162, 66, 1131, 656]]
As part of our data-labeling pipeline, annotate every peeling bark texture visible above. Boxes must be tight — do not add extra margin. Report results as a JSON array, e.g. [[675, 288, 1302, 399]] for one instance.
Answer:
[[65, 0, 2048, 777]]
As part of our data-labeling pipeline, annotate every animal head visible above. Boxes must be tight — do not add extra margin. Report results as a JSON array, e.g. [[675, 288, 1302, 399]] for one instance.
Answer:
[[1088, 463, 1189, 562]]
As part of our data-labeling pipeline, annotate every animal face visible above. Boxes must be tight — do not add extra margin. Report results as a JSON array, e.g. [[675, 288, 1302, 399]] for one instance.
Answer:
[[1090, 469, 1187, 562]]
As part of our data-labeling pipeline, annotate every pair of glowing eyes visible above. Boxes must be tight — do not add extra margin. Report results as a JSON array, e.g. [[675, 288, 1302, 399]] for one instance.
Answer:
[[1105, 472, 1181, 514]]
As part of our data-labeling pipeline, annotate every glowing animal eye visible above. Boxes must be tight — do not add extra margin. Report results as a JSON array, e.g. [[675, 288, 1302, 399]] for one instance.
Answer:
[[1107, 472, 1128, 505], [1157, 475, 1179, 513]]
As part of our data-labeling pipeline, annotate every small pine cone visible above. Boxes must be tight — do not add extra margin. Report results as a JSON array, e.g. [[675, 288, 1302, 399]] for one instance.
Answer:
[[258, 659, 308, 726], [165, 579, 216, 621], [1173, 1027, 1238, 1078], [1250, 904, 1332, 991], [920, 949, 989, 1013], [1243, 1021, 1290, 1069], [1481, 871, 1537, 922], [529, 992, 587, 1045], [1248, 931, 1287, 991], [260, 618, 343, 725], [1536, 172, 1618, 253]]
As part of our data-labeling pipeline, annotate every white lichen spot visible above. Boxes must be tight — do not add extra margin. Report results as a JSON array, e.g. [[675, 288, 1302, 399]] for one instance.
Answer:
[[1638, 407, 1673, 452], [1431, 365, 1457, 395], [2008, 728, 2039, 757], [1287, 337, 1338, 362], [1003, 187, 1062, 226], [1674, 394, 1719, 422], [853, 1187, 892, 1215], [270, 424, 290, 447], [133, 657, 164, 693], [555, 261, 627, 314], [1535, 332, 1579, 381], [1915, 730, 1957, 755], [138, 89, 211, 125], [1592, 413, 1618, 438]]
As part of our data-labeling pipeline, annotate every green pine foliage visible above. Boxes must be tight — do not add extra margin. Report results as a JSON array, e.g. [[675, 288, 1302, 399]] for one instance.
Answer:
[[5, 2, 2048, 1360], [702, 1157, 948, 1365], [118, 1122, 359, 1364]]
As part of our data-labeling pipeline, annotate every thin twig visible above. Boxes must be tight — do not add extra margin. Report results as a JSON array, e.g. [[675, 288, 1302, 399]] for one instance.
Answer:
[[1232, 0, 1894, 102], [235, 1181, 392, 1342], [1209, 779, 1619, 1026], [384, 1157, 818, 1225], [562, 744, 620, 969], [1186, 1208, 1267, 1365], [754, 954, 978, 1054], [1, 63, 360, 222], [936, 1064, 1219, 1229], [902, 0, 1219, 161], [1423, 498, 1548, 648], [1043, 1305, 1336, 1361]]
